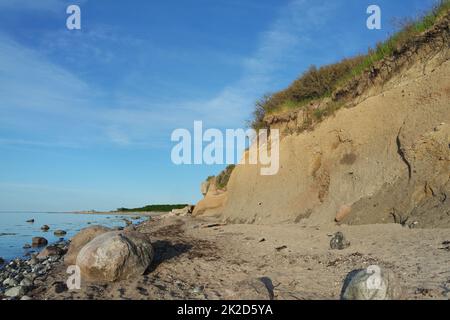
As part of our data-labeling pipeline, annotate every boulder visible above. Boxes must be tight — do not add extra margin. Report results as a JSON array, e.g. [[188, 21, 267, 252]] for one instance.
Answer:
[[76, 231, 154, 282], [37, 245, 65, 259], [53, 230, 67, 237], [341, 267, 402, 300], [31, 237, 48, 247], [330, 232, 350, 250], [41, 225, 50, 231], [64, 225, 111, 266]]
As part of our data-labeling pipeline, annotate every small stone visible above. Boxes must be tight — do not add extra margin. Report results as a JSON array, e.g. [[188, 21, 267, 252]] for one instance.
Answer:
[[330, 232, 350, 250], [192, 286, 204, 294], [53, 230, 67, 237], [53, 281, 68, 294], [20, 295, 32, 300], [41, 225, 50, 231], [20, 278, 33, 287], [4, 286, 26, 298]]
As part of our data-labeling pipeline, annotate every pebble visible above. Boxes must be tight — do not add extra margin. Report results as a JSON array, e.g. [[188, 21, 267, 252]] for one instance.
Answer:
[[0, 240, 69, 299], [4, 286, 26, 298]]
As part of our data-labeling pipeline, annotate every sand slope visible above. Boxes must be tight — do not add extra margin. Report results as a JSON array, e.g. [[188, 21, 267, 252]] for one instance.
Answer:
[[214, 39, 450, 227]]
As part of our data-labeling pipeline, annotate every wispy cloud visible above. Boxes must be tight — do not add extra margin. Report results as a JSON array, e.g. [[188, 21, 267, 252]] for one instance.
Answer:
[[0, 0, 340, 149], [177, 0, 340, 126]]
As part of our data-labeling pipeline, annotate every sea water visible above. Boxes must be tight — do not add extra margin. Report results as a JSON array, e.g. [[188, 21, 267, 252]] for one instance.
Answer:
[[0, 211, 147, 262]]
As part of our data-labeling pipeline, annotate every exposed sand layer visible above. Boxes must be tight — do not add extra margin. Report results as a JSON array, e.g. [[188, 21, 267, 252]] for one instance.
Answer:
[[198, 15, 450, 228], [30, 215, 450, 300]]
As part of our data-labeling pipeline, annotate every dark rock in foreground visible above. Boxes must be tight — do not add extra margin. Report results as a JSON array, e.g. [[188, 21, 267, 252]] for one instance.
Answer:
[[330, 232, 350, 250]]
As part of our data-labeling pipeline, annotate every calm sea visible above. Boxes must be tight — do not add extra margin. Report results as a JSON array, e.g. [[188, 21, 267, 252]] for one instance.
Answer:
[[0, 211, 147, 262]]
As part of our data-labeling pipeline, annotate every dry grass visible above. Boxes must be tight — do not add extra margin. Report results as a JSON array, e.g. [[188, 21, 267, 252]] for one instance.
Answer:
[[250, 0, 450, 130]]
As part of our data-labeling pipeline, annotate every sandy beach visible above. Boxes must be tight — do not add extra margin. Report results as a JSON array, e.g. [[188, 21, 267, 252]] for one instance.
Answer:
[[19, 213, 449, 300]]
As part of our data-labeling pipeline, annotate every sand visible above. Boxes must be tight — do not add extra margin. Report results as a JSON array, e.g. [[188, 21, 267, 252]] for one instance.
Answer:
[[30, 214, 450, 300]]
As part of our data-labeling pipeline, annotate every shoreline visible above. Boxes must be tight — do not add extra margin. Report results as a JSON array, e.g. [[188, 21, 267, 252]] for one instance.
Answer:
[[2, 213, 449, 300]]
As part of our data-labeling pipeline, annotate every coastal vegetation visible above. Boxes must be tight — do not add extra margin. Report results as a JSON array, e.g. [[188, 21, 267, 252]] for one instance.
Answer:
[[250, 0, 450, 130], [117, 204, 188, 213]]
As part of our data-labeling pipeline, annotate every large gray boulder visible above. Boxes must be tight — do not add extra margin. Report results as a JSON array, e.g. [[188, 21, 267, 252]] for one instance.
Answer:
[[341, 267, 402, 300], [76, 231, 154, 282], [64, 225, 111, 266]]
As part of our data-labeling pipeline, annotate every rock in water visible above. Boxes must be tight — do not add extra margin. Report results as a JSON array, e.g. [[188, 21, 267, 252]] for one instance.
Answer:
[[41, 225, 50, 231], [31, 237, 48, 247], [0, 257, 4, 265], [53, 230, 67, 237], [26, 219, 34, 223], [64, 225, 111, 265], [341, 267, 402, 300], [330, 232, 350, 250], [76, 231, 154, 282]]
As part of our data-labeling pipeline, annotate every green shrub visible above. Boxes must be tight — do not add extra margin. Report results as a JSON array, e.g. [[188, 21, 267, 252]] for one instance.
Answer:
[[215, 164, 235, 190], [117, 204, 188, 212]]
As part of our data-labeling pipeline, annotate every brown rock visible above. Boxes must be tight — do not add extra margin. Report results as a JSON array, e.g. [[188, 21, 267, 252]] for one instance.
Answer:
[[37, 245, 65, 259], [64, 225, 111, 266], [335, 205, 352, 223], [31, 237, 48, 247]]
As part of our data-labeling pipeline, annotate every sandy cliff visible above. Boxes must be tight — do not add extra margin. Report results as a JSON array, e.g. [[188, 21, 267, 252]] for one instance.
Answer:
[[197, 14, 450, 228]]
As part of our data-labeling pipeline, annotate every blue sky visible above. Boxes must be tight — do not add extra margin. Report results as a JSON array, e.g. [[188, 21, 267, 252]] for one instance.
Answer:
[[0, 0, 440, 211]]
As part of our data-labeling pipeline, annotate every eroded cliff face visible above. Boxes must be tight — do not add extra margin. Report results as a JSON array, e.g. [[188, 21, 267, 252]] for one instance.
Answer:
[[195, 15, 450, 228]]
